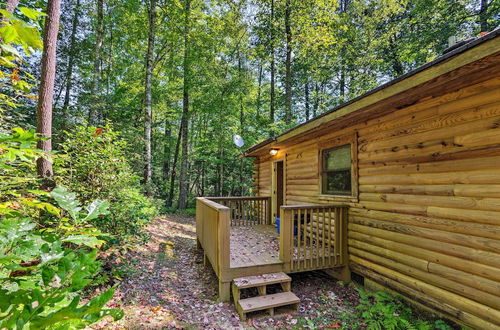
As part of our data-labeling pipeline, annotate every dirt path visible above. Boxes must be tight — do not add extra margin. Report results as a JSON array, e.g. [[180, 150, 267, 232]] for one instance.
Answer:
[[94, 214, 359, 329]]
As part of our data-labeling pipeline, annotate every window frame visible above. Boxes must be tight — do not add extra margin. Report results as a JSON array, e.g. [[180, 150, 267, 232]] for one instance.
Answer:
[[318, 133, 358, 202]]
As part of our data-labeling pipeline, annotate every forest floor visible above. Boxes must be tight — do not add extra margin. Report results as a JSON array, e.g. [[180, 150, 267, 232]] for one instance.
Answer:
[[93, 214, 361, 329]]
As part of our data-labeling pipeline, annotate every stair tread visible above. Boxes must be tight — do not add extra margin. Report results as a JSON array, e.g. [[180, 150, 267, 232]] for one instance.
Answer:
[[238, 292, 300, 313], [233, 272, 291, 289]]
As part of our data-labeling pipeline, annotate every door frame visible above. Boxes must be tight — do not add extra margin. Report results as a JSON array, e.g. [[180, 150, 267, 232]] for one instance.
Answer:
[[271, 159, 286, 221]]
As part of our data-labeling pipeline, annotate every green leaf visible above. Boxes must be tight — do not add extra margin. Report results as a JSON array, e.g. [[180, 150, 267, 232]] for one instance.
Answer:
[[0, 25, 18, 43], [51, 186, 82, 222], [19, 7, 45, 20], [61, 235, 104, 248], [84, 200, 110, 222]]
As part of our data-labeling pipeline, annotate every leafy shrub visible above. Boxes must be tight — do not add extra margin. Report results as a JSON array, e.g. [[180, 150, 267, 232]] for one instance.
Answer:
[[356, 289, 453, 330], [54, 125, 157, 241], [0, 128, 123, 328]]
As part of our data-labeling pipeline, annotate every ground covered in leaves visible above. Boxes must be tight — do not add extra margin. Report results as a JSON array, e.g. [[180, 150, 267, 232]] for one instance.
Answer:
[[93, 214, 361, 329]]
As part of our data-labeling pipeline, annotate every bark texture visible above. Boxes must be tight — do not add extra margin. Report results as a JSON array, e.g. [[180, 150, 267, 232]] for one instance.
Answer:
[[62, 0, 81, 121], [284, 0, 292, 124], [269, 0, 275, 135], [177, 0, 191, 209], [88, 0, 104, 125], [36, 0, 61, 178], [143, 0, 157, 194]]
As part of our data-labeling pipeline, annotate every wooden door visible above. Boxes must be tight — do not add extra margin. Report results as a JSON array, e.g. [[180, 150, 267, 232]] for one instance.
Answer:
[[273, 160, 284, 219]]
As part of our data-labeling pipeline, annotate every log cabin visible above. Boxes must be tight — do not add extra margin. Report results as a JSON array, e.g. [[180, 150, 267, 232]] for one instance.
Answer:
[[196, 29, 500, 326]]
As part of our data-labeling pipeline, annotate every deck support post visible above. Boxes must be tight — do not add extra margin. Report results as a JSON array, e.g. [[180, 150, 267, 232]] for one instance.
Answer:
[[325, 265, 351, 283], [203, 252, 209, 267], [218, 280, 231, 302]]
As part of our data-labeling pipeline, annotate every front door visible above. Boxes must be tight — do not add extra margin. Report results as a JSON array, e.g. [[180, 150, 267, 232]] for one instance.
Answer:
[[273, 160, 284, 220]]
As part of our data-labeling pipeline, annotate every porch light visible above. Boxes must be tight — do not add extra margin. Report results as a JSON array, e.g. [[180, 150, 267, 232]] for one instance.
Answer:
[[269, 148, 278, 156]]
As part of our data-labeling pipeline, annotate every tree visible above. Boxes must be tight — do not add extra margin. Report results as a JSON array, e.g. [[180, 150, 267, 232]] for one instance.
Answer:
[[36, 0, 61, 178], [177, 0, 191, 210], [143, 0, 157, 194], [61, 0, 81, 123], [88, 0, 104, 125], [284, 0, 292, 124]]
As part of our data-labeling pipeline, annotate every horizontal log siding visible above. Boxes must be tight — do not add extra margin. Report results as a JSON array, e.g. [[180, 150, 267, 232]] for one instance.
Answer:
[[254, 73, 500, 328], [257, 160, 272, 197]]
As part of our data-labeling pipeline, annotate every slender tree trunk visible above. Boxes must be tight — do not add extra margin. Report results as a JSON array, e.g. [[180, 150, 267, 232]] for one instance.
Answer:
[[1, 0, 19, 26], [304, 78, 310, 120], [256, 61, 263, 120], [36, 0, 61, 178], [162, 120, 171, 189], [269, 0, 275, 135], [284, 0, 292, 124], [238, 55, 245, 195], [5, 0, 19, 13], [143, 0, 156, 195], [177, 0, 191, 210], [479, 0, 489, 32], [313, 82, 319, 117], [219, 145, 224, 196], [339, 66, 345, 102], [88, 0, 104, 125], [62, 0, 80, 123], [167, 124, 182, 207]]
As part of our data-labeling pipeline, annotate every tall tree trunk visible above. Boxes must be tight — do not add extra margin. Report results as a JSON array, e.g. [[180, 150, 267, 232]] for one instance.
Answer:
[[88, 0, 104, 125], [162, 120, 171, 192], [177, 0, 191, 210], [256, 61, 263, 120], [269, 0, 275, 136], [218, 145, 224, 196], [1, 0, 19, 26], [5, 0, 19, 13], [313, 82, 319, 117], [339, 66, 345, 102], [62, 0, 81, 123], [143, 0, 156, 195], [36, 0, 61, 178], [238, 55, 244, 195], [479, 0, 489, 32], [167, 124, 182, 207], [304, 78, 310, 120], [284, 0, 292, 124]]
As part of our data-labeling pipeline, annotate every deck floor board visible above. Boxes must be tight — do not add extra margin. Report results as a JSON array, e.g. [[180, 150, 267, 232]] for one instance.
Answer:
[[230, 225, 280, 268]]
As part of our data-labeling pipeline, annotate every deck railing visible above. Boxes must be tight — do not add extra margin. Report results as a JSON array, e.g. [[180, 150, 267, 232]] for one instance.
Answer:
[[279, 204, 349, 272], [207, 196, 271, 226], [195, 197, 230, 279]]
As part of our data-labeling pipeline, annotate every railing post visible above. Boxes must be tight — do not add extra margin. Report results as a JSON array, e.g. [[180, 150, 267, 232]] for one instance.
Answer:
[[217, 208, 231, 302], [340, 206, 349, 266], [195, 198, 202, 249], [279, 206, 292, 272], [267, 197, 272, 225]]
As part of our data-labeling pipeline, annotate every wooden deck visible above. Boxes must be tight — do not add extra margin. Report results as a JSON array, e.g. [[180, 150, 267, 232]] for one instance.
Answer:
[[196, 196, 349, 301], [230, 225, 280, 268]]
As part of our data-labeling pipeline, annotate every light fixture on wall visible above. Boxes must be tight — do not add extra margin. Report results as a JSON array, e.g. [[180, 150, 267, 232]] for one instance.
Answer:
[[269, 148, 278, 156]]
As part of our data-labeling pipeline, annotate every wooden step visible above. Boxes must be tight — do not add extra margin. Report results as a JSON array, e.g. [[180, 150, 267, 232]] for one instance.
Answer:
[[233, 272, 291, 289], [237, 292, 300, 319]]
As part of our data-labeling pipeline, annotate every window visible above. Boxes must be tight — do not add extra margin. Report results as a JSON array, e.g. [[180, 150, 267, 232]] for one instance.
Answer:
[[321, 144, 352, 195]]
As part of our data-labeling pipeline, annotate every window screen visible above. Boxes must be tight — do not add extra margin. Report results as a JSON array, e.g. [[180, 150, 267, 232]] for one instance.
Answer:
[[322, 144, 352, 195]]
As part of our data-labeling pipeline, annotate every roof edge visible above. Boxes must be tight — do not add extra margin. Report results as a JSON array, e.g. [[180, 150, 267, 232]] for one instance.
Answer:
[[244, 29, 500, 157]]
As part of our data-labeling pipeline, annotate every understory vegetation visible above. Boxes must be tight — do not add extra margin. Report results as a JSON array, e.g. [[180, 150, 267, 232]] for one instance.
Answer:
[[296, 288, 454, 330], [1, 0, 497, 328]]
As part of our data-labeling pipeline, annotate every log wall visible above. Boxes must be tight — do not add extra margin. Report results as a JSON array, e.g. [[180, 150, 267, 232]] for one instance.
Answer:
[[253, 73, 500, 328]]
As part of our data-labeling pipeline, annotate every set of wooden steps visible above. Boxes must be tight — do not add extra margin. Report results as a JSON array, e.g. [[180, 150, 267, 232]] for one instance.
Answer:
[[232, 272, 300, 321]]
